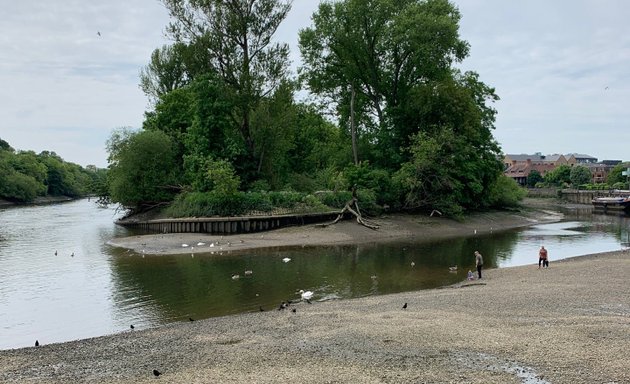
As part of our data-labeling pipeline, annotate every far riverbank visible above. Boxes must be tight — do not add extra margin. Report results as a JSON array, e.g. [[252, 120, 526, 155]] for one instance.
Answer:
[[108, 200, 566, 256]]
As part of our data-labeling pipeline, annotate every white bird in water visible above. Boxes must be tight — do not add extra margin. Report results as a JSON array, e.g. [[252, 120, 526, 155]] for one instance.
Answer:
[[410, 261, 415, 267], [231, 274, 240, 280], [282, 257, 291, 263], [182, 244, 189, 247], [449, 265, 458, 272], [209, 243, 215, 247], [244, 270, 253, 276], [299, 290, 313, 301], [197, 242, 205, 246]]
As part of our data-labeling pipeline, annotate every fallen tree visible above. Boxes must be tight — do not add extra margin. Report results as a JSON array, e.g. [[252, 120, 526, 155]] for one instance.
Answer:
[[318, 193, 380, 230]]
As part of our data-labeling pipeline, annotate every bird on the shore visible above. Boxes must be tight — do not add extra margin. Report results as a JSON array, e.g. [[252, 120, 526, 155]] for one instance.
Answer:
[[35, 340, 39, 347], [282, 257, 291, 263], [153, 369, 161, 377], [299, 290, 313, 301], [189, 317, 194, 322], [449, 265, 458, 272], [259, 306, 265, 312], [130, 324, 135, 330], [278, 301, 287, 310], [402, 303, 407, 310]]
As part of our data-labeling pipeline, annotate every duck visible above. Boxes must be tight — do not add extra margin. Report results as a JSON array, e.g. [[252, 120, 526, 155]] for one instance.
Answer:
[[282, 257, 291, 263], [244, 270, 253, 276], [231, 274, 240, 280]]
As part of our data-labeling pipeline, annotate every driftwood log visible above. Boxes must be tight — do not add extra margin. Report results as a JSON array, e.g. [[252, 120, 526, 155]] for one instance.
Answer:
[[318, 196, 379, 230]]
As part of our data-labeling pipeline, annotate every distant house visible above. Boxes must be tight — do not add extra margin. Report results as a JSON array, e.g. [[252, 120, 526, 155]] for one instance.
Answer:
[[586, 160, 622, 184], [503, 153, 568, 186], [566, 153, 598, 165]]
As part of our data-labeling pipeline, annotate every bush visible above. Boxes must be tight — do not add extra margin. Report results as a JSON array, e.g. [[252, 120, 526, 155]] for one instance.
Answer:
[[486, 175, 526, 208]]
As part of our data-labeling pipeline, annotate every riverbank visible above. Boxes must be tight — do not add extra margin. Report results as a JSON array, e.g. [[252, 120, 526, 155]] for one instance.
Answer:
[[0, 196, 75, 208], [1, 249, 628, 383], [107, 202, 565, 256]]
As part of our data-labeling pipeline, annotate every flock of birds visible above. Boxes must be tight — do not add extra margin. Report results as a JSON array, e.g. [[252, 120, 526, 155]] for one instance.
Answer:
[[43, 238, 461, 379]]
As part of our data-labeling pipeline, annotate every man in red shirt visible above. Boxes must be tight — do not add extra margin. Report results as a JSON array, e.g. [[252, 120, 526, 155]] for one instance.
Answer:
[[538, 246, 549, 268]]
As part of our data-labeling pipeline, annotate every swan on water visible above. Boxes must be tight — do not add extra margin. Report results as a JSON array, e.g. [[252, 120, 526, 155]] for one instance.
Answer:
[[299, 289, 313, 300], [282, 257, 291, 263]]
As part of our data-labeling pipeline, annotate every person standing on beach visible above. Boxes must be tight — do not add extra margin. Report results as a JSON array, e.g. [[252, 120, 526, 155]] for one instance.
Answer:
[[538, 246, 549, 269], [474, 251, 483, 279]]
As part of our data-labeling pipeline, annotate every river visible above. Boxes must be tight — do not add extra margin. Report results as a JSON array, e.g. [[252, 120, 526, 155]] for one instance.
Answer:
[[0, 199, 628, 350]]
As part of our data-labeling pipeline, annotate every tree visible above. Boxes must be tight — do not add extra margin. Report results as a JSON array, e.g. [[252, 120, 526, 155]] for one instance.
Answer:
[[526, 169, 543, 187], [607, 162, 630, 186], [299, 0, 470, 166], [544, 164, 571, 187], [570, 165, 592, 187], [161, 0, 292, 180], [106, 129, 180, 209], [140, 43, 191, 104]]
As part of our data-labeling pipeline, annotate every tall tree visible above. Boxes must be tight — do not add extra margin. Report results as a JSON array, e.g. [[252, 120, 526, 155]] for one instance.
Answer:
[[161, 0, 292, 179], [299, 0, 469, 166]]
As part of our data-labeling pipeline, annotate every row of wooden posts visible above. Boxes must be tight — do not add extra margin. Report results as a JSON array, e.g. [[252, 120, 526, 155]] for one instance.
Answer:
[[116, 211, 344, 235]]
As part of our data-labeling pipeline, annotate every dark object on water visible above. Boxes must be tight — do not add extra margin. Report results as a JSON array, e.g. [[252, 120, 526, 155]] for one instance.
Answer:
[[35, 340, 39, 347], [153, 369, 161, 376], [130, 325, 135, 330], [402, 303, 407, 309], [189, 317, 194, 322]]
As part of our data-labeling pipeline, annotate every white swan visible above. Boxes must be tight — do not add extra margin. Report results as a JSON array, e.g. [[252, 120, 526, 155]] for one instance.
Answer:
[[182, 244, 189, 247], [299, 290, 313, 300], [449, 265, 458, 272], [282, 257, 291, 263]]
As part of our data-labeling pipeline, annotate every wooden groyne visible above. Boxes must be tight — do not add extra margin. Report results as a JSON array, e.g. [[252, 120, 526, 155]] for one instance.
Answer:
[[116, 211, 345, 235]]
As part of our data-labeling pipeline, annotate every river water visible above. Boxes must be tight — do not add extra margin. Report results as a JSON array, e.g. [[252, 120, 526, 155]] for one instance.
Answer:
[[0, 199, 628, 350]]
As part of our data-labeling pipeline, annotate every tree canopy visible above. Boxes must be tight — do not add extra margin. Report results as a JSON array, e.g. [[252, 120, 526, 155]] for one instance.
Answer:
[[0, 138, 106, 203], [107, 0, 518, 216]]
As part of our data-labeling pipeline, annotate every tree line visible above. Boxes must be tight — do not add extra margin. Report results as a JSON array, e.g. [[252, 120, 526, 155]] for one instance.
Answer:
[[107, 0, 525, 217], [0, 138, 106, 203]]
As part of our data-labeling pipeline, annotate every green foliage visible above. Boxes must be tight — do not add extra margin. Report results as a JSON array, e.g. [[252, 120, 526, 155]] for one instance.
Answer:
[[569, 165, 592, 187], [107, 129, 179, 209], [162, 0, 292, 182], [0, 141, 104, 202], [607, 162, 630, 185], [486, 175, 526, 208], [544, 164, 571, 186], [526, 169, 543, 187], [393, 128, 503, 216]]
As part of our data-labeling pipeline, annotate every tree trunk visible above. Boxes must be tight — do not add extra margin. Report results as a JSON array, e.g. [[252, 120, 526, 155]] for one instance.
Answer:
[[350, 84, 359, 165]]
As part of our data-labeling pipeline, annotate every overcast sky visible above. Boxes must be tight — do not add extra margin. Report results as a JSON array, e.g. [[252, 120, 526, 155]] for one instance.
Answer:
[[0, 0, 628, 168]]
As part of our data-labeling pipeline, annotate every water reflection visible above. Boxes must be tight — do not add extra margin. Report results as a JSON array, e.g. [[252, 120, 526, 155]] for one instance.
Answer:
[[0, 199, 628, 350]]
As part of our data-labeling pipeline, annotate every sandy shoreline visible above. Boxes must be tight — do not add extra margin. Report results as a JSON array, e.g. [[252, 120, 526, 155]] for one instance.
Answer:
[[2, 203, 629, 383], [107, 206, 564, 256]]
